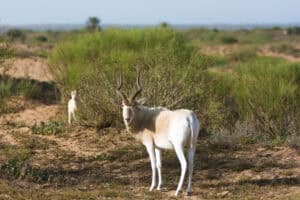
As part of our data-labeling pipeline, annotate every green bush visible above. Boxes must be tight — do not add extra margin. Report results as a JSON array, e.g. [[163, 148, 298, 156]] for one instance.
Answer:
[[6, 29, 26, 41], [31, 121, 65, 135], [208, 129, 238, 150], [0, 43, 13, 65], [0, 144, 33, 178], [49, 28, 300, 137], [35, 35, 48, 42], [221, 36, 238, 44], [212, 57, 300, 136], [183, 28, 271, 45], [49, 28, 210, 128], [0, 78, 13, 99], [271, 44, 300, 57], [228, 46, 257, 62], [0, 75, 57, 113], [287, 27, 300, 35], [285, 134, 300, 149]]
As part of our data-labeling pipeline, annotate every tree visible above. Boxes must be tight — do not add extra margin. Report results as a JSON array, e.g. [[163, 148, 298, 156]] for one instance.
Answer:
[[160, 22, 169, 28], [86, 17, 101, 31]]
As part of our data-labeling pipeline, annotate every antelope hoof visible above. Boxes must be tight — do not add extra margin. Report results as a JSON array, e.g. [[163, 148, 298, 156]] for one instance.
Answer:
[[187, 191, 193, 196], [149, 185, 155, 191]]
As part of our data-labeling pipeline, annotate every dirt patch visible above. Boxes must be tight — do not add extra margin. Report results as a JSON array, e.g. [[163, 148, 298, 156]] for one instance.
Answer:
[[0, 124, 299, 199], [0, 132, 19, 146], [199, 44, 241, 56], [259, 46, 300, 62], [1, 57, 53, 82], [37, 133, 100, 157], [0, 103, 61, 127], [12, 43, 51, 55]]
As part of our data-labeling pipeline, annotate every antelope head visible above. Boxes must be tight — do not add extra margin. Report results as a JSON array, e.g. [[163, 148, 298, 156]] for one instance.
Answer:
[[115, 71, 146, 125]]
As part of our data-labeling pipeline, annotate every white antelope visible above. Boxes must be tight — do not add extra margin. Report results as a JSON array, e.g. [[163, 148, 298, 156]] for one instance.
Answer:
[[115, 73, 200, 196], [68, 90, 77, 124]]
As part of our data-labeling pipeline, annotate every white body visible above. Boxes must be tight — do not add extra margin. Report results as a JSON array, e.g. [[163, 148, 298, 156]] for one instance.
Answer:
[[68, 91, 77, 124], [122, 105, 200, 196]]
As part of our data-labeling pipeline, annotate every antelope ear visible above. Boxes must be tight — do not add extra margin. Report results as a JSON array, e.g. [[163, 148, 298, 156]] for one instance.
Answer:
[[136, 97, 147, 105], [110, 98, 122, 107]]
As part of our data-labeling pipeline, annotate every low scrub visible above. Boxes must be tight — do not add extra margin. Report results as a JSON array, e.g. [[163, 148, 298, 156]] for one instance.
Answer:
[[211, 57, 300, 136], [49, 28, 299, 137], [287, 26, 300, 35], [49, 28, 211, 128], [285, 134, 300, 149], [0, 76, 58, 113], [221, 36, 238, 44], [228, 46, 257, 62], [271, 44, 300, 57], [5, 29, 26, 41], [31, 121, 65, 135]]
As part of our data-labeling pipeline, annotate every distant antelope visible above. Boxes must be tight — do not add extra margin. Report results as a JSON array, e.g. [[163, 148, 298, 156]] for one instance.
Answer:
[[68, 90, 77, 124], [114, 72, 200, 196]]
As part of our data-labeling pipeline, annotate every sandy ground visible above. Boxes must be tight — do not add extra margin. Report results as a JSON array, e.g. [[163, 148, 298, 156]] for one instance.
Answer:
[[0, 103, 60, 127], [259, 48, 300, 62], [1, 57, 53, 82]]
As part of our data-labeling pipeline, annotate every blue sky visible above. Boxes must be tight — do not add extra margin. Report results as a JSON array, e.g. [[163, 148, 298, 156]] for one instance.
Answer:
[[0, 0, 299, 25]]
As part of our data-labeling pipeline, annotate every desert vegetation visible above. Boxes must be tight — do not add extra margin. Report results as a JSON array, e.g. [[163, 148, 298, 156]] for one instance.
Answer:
[[0, 25, 299, 199], [49, 27, 299, 137]]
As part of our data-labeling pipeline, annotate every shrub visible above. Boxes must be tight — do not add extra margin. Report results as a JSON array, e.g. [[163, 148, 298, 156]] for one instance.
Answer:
[[271, 44, 300, 57], [31, 121, 65, 135], [0, 75, 58, 113], [208, 129, 238, 150], [213, 57, 300, 137], [160, 22, 169, 28], [49, 28, 209, 127], [0, 78, 13, 99], [49, 28, 300, 137], [0, 144, 33, 178], [0, 42, 13, 63], [287, 27, 300, 35], [221, 36, 238, 44], [285, 134, 300, 149], [6, 29, 26, 41], [86, 17, 101, 31], [35, 35, 48, 42], [228, 46, 257, 62]]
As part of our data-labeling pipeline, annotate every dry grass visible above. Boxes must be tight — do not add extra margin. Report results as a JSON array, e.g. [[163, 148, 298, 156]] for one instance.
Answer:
[[0, 122, 299, 199]]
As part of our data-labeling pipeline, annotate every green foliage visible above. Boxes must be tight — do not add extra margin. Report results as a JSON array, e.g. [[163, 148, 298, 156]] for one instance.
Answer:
[[0, 78, 14, 99], [234, 57, 298, 117], [211, 57, 300, 136], [49, 28, 209, 127], [0, 76, 58, 113], [228, 46, 257, 62], [86, 17, 101, 31], [237, 29, 271, 44], [35, 35, 48, 42], [183, 28, 271, 44], [0, 43, 13, 65], [31, 121, 65, 135], [49, 28, 300, 136], [285, 134, 300, 149], [6, 29, 26, 41], [208, 129, 239, 150], [271, 43, 300, 57], [160, 22, 169, 28], [287, 26, 300, 35], [0, 144, 33, 178], [221, 36, 238, 44]]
